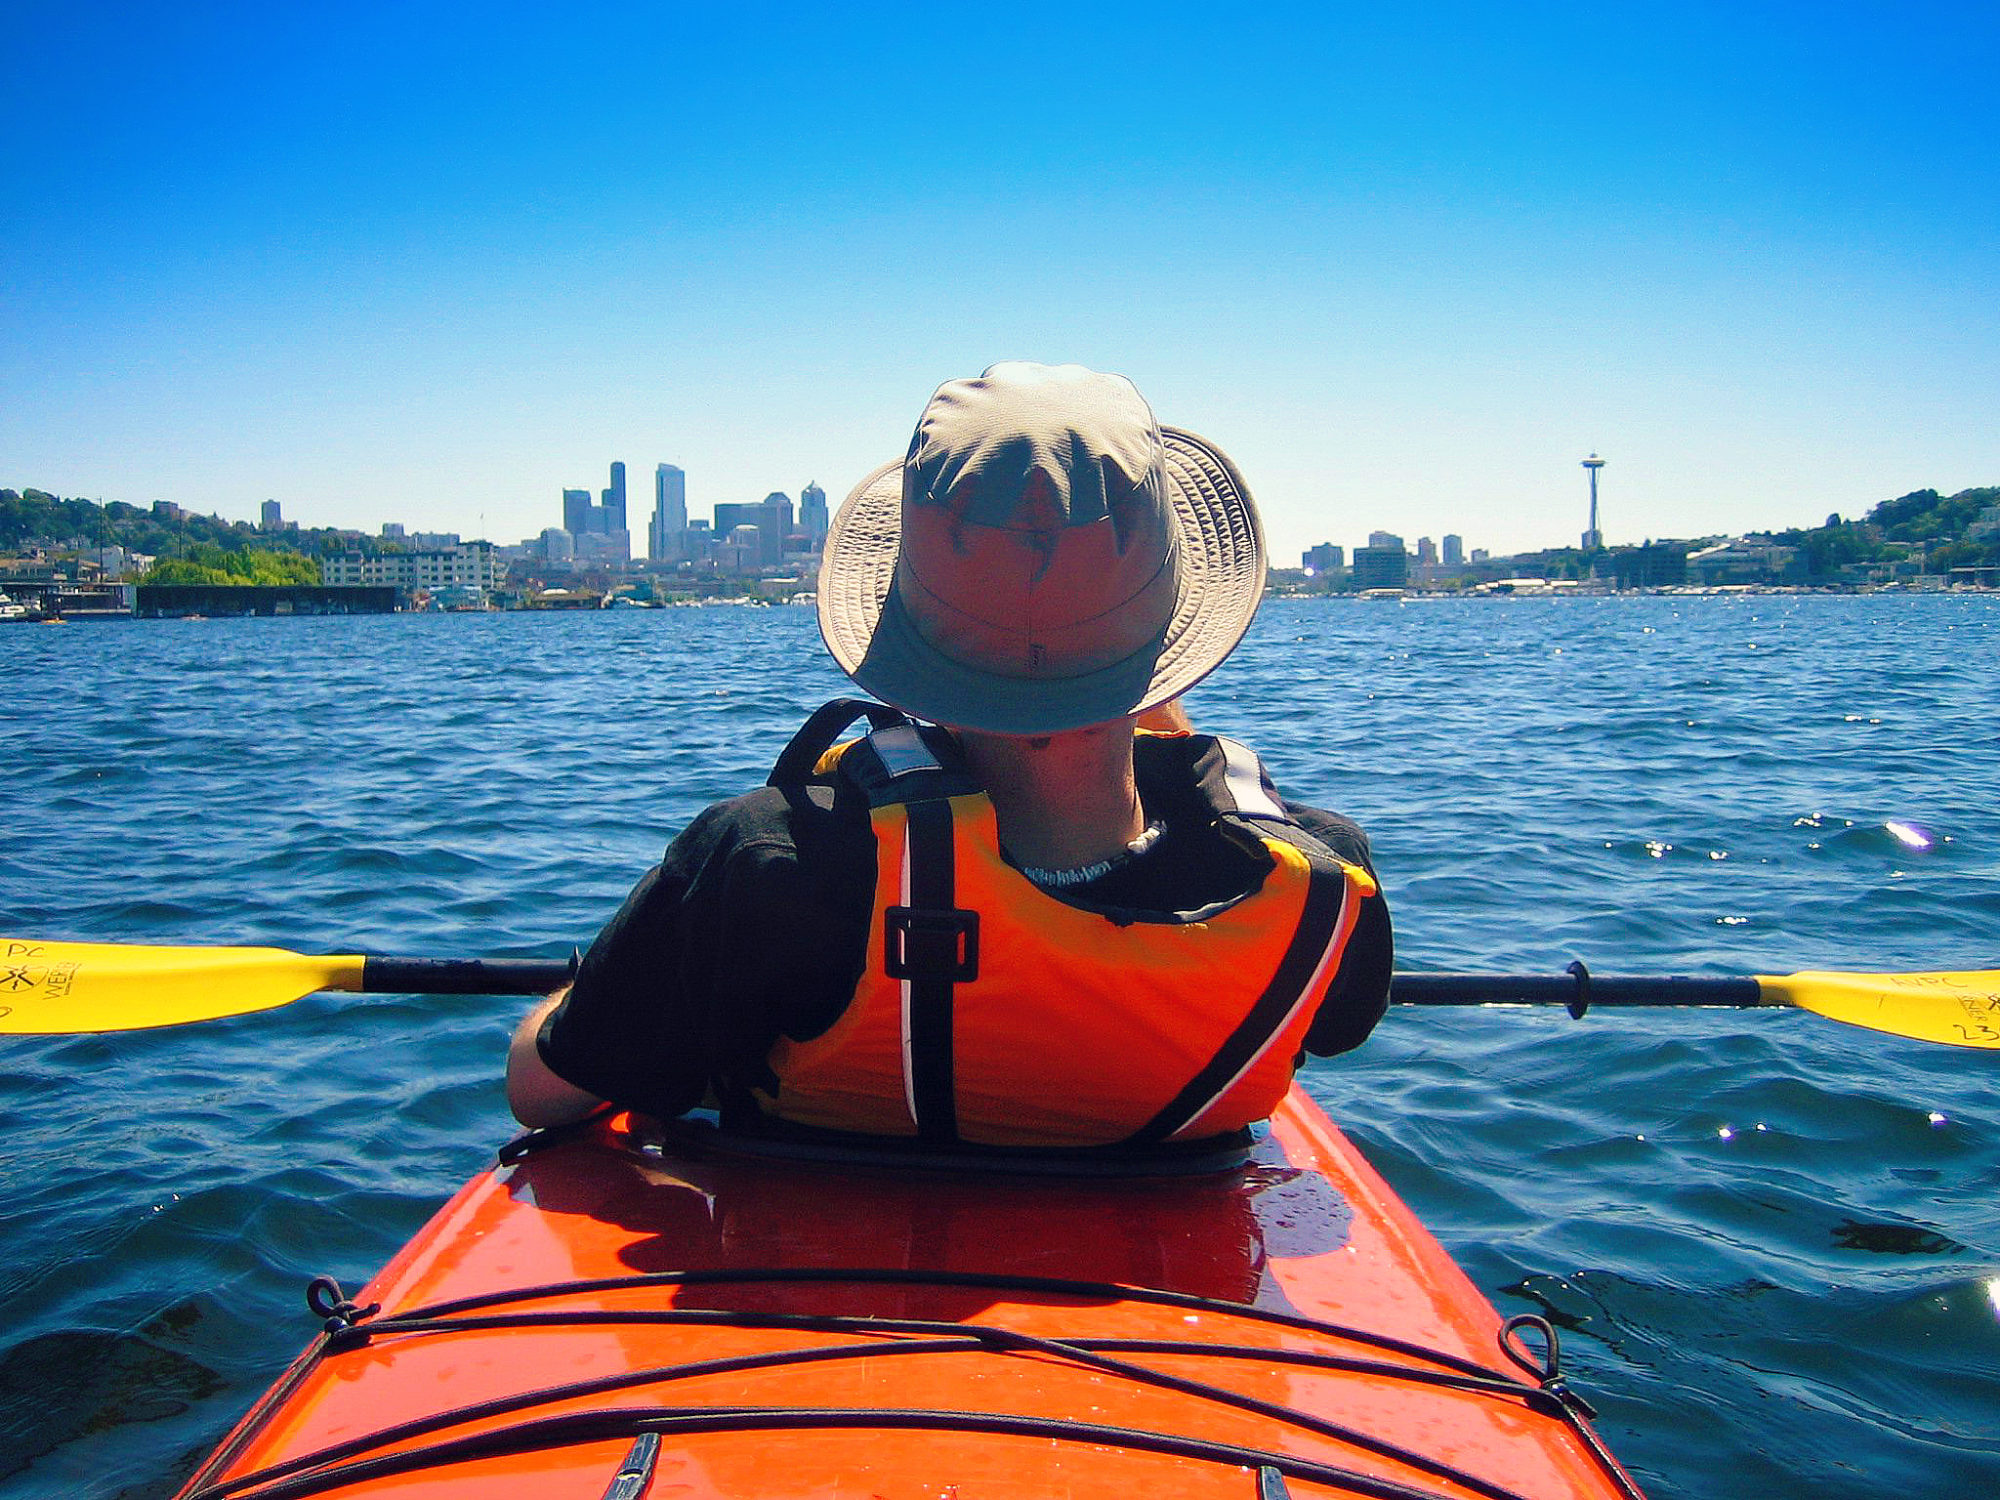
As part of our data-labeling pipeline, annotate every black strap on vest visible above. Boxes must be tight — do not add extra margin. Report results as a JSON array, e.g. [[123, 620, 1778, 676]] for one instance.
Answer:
[[1122, 833, 1351, 1147], [766, 698, 910, 787], [890, 795, 976, 1144], [768, 699, 976, 1144]]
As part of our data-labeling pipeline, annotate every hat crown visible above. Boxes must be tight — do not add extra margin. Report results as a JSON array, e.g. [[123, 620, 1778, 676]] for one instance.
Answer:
[[894, 364, 1178, 679], [815, 361, 1266, 736], [905, 363, 1166, 536]]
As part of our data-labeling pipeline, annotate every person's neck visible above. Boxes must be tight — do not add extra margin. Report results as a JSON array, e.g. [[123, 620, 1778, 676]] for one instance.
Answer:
[[955, 720, 1145, 874]]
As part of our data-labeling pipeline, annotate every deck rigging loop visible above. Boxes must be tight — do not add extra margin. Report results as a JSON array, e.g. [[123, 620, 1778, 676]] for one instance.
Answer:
[[304, 1275, 380, 1351], [1498, 1313, 1594, 1416], [1499, 1313, 1650, 1500]]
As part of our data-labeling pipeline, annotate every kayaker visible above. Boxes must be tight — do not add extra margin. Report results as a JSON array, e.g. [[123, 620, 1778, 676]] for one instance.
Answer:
[[508, 361, 1392, 1148]]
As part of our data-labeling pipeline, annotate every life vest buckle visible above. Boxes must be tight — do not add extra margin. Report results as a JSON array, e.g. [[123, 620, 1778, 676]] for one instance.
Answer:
[[884, 906, 980, 982]]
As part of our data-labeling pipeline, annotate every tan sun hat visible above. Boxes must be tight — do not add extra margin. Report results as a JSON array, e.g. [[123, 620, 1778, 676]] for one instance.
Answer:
[[816, 361, 1266, 735]]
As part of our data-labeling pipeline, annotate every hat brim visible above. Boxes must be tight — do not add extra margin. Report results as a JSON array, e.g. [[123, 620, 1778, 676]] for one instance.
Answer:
[[816, 426, 1266, 735]]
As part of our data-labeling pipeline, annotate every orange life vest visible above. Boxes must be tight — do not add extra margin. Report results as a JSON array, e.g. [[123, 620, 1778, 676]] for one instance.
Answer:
[[755, 702, 1379, 1149]]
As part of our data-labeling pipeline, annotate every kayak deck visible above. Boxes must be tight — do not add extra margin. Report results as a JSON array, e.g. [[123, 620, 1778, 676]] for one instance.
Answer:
[[179, 1089, 1644, 1498]]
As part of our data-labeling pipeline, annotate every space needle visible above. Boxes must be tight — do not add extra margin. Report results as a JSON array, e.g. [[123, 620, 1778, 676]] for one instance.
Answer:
[[1581, 454, 1605, 550]]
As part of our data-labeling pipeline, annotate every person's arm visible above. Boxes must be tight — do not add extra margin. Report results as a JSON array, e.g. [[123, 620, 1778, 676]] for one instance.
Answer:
[[506, 989, 607, 1127], [501, 784, 875, 1131], [1290, 808, 1394, 1055]]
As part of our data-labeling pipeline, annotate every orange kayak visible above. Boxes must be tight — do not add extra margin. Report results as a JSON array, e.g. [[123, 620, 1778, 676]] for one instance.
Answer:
[[177, 1087, 1645, 1498]]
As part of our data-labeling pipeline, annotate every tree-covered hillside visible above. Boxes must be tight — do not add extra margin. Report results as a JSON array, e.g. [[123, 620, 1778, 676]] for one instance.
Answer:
[[0, 487, 313, 557], [1766, 487, 1999, 579], [1862, 486, 2000, 573], [0, 487, 438, 572]]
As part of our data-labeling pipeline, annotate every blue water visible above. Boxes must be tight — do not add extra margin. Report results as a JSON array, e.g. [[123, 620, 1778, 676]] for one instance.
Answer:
[[2, 595, 1996, 1495]]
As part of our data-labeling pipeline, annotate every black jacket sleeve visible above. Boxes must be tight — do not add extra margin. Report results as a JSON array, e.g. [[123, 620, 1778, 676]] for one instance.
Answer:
[[536, 783, 874, 1119], [1286, 803, 1394, 1058]]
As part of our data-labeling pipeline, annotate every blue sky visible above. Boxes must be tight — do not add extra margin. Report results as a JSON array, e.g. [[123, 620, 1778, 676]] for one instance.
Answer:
[[5, 1, 1995, 561]]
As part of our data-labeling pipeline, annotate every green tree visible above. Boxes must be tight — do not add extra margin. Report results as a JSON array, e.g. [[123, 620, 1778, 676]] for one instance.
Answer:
[[141, 549, 320, 586]]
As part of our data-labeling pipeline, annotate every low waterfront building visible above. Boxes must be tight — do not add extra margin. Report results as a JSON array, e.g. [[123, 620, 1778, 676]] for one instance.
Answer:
[[6, 580, 136, 616], [1685, 536, 1797, 587], [320, 542, 503, 592], [136, 584, 396, 617], [522, 587, 602, 609]]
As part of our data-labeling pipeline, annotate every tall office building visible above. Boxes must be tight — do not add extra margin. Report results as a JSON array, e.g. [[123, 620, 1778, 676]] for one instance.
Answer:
[[1416, 537, 1439, 567], [602, 462, 627, 535], [1367, 530, 1405, 552], [713, 493, 795, 567], [651, 463, 687, 562], [759, 492, 795, 565], [260, 500, 283, 530], [799, 481, 828, 545], [1442, 534, 1464, 567], [711, 503, 756, 567], [559, 473, 630, 564]]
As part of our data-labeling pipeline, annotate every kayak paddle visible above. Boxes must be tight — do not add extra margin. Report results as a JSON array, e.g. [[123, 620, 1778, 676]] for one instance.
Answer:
[[0, 940, 571, 1035], [1390, 968, 2000, 1050], [2, 938, 1995, 1048]]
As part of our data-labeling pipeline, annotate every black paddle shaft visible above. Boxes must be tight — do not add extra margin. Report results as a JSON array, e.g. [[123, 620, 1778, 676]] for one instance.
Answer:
[[1392, 972, 1764, 1009], [360, 956, 576, 996], [355, 956, 1762, 1010]]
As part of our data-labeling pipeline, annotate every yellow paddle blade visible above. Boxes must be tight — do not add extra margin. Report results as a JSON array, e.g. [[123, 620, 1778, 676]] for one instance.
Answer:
[[0, 940, 367, 1034], [1764, 969, 2000, 1049]]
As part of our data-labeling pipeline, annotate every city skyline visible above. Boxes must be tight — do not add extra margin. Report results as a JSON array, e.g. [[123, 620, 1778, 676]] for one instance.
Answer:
[[5, 6, 1994, 560], [535, 458, 1575, 571], [10, 462, 1943, 577]]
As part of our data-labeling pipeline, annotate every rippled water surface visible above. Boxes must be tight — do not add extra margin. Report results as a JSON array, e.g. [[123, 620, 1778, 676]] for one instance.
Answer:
[[3, 595, 1997, 1496]]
